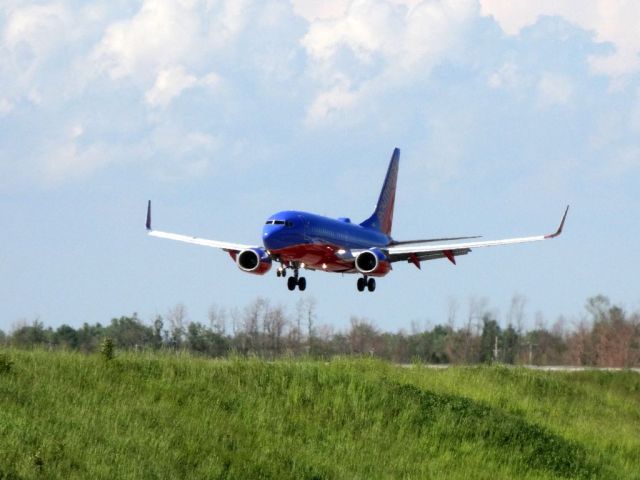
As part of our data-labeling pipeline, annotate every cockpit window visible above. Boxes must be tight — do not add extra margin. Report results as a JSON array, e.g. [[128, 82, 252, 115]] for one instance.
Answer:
[[265, 220, 274, 225], [266, 220, 287, 225]]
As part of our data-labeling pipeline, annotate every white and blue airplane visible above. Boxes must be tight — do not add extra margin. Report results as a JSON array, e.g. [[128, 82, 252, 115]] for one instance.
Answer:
[[146, 148, 568, 292]]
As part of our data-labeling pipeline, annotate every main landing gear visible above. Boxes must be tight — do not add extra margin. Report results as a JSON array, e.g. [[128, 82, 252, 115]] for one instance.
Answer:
[[288, 276, 306, 291], [279, 263, 306, 291], [357, 276, 376, 292]]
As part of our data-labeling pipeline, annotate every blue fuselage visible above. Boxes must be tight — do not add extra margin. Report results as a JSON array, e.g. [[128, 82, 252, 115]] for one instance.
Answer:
[[262, 211, 391, 270]]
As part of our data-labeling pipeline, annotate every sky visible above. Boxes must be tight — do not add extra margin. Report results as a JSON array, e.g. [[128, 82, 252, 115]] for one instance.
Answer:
[[1, 0, 640, 334]]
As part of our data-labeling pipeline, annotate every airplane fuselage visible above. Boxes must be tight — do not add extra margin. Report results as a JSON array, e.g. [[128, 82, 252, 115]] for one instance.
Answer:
[[262, 210, 391, 273]]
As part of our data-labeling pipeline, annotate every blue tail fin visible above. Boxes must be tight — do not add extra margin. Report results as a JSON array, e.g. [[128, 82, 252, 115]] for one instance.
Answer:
[[360, 148, 400, 235]]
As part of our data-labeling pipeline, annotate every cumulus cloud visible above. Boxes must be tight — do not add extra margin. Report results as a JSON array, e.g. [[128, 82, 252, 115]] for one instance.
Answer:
[[92, 0, 201, 81], [480, 0, 640, 79], [291, 0, 349, 21], [300, 0, 477, 123], [1, 3, 73, 104], [92, 0, 248, 82], [305, 75, 360, 125], [3, 3, 70, 57], [145, 67, 221, 108], [145, 66, 198, 107]]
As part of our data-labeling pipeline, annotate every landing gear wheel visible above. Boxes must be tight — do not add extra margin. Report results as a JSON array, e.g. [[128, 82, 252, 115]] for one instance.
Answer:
[[357, 277, 366, 292], [281, 269, 287, 278], [298, 277, 306, 291], [367, 278, 376, 292], [276, 270, 281, 278], [287, 276, 297, 291]]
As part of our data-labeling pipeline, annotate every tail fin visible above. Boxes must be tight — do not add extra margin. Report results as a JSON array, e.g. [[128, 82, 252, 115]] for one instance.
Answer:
[[360, 148, 400, 235]]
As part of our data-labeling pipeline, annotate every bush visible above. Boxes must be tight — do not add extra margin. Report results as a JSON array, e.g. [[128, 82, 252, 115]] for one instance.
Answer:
[[100, 337, 115, 361], [0, 353, 13, 374]]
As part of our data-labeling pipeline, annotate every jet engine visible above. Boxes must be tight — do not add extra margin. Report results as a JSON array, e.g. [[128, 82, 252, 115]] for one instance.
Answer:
[[236, 248, 272, 275], [355, 248, 391, 276]]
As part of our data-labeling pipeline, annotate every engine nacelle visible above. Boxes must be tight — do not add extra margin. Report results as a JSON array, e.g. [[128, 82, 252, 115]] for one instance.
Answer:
[[355, 248, 391, 276], [236, 248, 272, 275]]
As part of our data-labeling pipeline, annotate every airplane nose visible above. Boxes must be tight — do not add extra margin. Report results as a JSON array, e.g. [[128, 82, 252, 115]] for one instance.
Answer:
[[263, 226, 278, 249]]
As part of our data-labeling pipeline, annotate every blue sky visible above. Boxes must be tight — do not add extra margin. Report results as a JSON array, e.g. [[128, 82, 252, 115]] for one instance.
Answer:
[[1, 0, 639, 333]]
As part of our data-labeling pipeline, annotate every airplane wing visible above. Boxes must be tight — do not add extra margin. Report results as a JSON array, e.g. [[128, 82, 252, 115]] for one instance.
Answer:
[[145, 201, 256, 252], [386, 206, 569, 267]]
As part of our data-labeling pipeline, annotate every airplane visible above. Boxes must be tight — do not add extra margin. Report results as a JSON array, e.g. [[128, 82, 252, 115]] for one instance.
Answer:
[[145, 148, 568, 292]]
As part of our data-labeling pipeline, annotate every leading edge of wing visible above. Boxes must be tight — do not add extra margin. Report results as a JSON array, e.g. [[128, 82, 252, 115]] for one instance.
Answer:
[[387, 206, 569, 256], [146, 201, 256, 252]]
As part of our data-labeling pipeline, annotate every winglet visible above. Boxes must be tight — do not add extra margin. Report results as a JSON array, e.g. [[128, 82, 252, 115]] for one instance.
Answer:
[[146, 200, 152, 231], [545, 205, 569, 239]]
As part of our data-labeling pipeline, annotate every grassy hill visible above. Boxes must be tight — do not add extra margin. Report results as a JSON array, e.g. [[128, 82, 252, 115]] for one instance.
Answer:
[[0, 350, 639, 479]]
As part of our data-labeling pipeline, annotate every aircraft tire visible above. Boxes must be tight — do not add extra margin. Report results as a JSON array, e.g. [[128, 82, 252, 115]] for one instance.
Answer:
[[298, 277, 306, 291], [357, 277, 365, 292], [287, 277, 296, 291], [367, 278, 376, 292]]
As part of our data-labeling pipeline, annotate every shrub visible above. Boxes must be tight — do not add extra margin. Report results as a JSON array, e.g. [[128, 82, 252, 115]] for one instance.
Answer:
[[0, 352, 13, 374], [100, 337, 115, 361]]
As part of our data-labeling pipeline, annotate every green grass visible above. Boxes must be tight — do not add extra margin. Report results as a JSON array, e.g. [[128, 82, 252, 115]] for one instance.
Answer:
[[0, 350, 639, 479]]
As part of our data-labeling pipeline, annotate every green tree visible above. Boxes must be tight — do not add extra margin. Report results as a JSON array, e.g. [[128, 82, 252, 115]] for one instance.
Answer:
[[186, 322, 229, 357], [107, 314, 154, 349], [54, 324, 79, 349], [11, 319, 49, 347]]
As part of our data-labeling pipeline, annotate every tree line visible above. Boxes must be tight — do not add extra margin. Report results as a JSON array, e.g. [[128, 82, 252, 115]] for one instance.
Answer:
[[2, 295, 639, 366]]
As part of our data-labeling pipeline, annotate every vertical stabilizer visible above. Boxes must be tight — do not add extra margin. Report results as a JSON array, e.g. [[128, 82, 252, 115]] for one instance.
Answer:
[[360, 148, 400, 235]]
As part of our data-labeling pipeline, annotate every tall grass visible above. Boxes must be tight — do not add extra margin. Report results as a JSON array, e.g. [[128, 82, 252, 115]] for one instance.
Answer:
[[0, 349, 638, 479]]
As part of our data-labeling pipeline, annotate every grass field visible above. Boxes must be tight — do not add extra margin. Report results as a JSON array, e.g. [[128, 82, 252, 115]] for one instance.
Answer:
[[0, 350, 639, 479]]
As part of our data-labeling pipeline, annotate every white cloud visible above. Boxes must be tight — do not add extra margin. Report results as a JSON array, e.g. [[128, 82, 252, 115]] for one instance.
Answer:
[[92, 0, 201, 81], [537, 72, 573, 106], [301, 0, 477, 122], [305, 75, 360, 125], [3, 3, 70, 57], [145, 66, 221, 108], [480, 0, 640, 79], [1, 3, 73, 104], [145, 66, 198, 107], [93, 0, 249, 82], [291, 0, 349, 21]]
